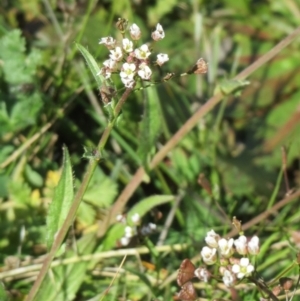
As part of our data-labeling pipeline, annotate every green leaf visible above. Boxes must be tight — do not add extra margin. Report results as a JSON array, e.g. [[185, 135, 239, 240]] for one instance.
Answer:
[[102, 195, 174, 250], [0, 282, 9, 301], [25, 164, 43, 187], [148, 0, 178, 25], [46, 145, 74, 250], [77, 167, 118, 226], [215, 79, 250, 96], [0, 29, 41, 84], [76, 42, 104, 90], [33, 233, 97, 301], [137, 86, 162, 166], [127, 195, 174, 224]]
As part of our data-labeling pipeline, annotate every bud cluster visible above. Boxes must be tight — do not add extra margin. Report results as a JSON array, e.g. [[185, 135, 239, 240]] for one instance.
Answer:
[[98, 22, 169, 89]]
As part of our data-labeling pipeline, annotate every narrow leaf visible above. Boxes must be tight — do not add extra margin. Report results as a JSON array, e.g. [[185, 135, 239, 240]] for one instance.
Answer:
[[127, 195, 174, 223], [137, 86, 162, 166], [0, 283, 9, 301], [215, 79, 250, 96], [46, 145, 74, 250], [76, 42, 104, 89], [102, 195, 173, 250]]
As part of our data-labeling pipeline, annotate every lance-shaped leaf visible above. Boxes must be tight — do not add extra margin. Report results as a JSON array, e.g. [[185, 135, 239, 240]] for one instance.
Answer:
[[137, 86, 162, 166], [76, 42, 104, 89], [102, 195, 174, 250], [215, 79, 250, 96], [127, 194, 174, 224], [46, 145, 74, 250]]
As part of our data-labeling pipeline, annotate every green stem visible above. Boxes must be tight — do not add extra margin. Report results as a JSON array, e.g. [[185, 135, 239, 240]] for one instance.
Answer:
[[26, 88, 133, 301], [267, 261, 297, 286], [249, 276, 279, 301]]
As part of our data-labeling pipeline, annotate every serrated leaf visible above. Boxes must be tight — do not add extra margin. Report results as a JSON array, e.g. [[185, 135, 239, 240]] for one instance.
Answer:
[[0, 29, 41, 84], [83, 167, 118, 207], [46, 145, 74, 250], [137, 86, 162, 166], [76, 42, 104, 90]]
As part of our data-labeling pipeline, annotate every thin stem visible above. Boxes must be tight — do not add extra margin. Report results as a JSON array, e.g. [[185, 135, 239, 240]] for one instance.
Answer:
[[0, 243, 188, 280], [250, 276, 279, 301], [26, 88, 133, 301], [267, 261, 297, 287]]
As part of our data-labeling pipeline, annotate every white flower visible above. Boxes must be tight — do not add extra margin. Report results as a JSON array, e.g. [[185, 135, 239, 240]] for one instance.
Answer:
[[129, 23, 141, 40], [121, 77, 135, 88], [109, 46, 123, 61], [120, 63, 136, 79], [138, 63, 152, 80], [218, 238, 234, 258], [120, 63, 136, 88], [103, 58, 117, 69], [222, 269, 236, 287], [124, 226, 135, 238], [234, 235, 248, 255], [131, 213, 140, 224], [120, 236, 130, 246], [248, 236, 260, 255], [232, 257, 254, 279], [156, 53, 169, 66], [99, 36, 116, 48], [98, 67, 111, 79], [151, 23, 165, 41], [194, 267, 210, 282], [116, 214, 126, 223], [200, 246, 217, 265], [205, 230, 220, 248], [134, 44, 151, 60], [122, 38, 134, 53]]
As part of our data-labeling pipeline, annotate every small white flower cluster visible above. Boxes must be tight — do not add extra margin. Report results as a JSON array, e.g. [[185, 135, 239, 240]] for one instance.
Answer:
[[116, 213, 157, 247], [116, 213, 141, 246], [99, 23, 169, 88], [200, 230, 260, 287]]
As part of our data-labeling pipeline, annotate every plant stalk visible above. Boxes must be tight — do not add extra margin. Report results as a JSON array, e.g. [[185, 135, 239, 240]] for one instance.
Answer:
[[26, 88, 133, 301]]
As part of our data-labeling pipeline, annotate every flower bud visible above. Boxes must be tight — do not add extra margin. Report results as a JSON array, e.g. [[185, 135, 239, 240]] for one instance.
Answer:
[[151, 23, 165, 41], [248, 236, 260, 255], [234, 235, 248, 255], [129, 23, 141, 40], [279, 277, 293, 291], [116, 18, 128, 33], [200, 246, 217, 265], [205, 230, 220, 248]]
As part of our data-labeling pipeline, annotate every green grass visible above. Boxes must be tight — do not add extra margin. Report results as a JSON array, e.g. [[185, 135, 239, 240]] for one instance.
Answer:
[[1, 1, 300, 300]]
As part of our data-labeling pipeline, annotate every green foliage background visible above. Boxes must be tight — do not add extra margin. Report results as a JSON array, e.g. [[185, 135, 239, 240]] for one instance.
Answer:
[[1, 0, 300, 300]]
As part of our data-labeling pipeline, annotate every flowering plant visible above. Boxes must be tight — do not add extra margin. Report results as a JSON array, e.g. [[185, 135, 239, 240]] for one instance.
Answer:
[[176, 217, 299, 301]]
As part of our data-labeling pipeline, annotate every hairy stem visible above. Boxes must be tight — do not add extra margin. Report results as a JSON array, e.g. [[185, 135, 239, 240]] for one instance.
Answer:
[[26, 88, 133, 301]]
